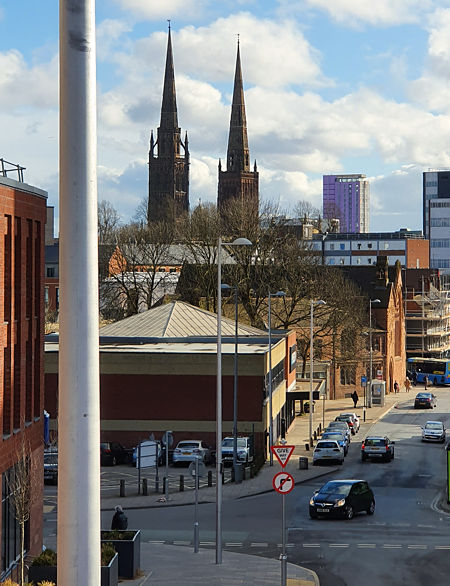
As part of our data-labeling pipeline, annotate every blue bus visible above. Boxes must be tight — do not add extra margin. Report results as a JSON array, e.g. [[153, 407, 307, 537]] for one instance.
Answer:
[[407, 357, 450, 385]]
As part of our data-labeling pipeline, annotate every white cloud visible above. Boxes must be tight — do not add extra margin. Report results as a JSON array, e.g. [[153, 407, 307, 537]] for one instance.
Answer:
[[112, 0, 209, 21]]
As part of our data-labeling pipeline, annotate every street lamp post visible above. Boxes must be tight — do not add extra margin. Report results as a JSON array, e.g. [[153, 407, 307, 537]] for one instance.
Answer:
[[368, 298, 381, 408], [216, 236, 251, 565], [268, 290, 286, 466], [310, 300, 326, 446]]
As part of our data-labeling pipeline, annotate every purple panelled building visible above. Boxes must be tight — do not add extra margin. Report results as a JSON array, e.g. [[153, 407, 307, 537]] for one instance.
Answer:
[[323, 174, 370, 233]]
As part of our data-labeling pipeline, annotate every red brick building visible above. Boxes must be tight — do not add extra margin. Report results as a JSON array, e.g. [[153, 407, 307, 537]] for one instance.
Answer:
[[0, 174, 46, 578]]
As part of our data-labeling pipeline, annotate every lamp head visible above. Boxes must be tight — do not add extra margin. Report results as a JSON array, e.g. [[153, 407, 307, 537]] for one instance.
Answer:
[[221, 283, 232, 291], [231, 237, 252, 246], [370, 298, 381, 304]]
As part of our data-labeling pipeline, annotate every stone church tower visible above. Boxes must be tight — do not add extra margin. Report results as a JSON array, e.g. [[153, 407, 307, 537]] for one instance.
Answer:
[[217, 42, 259, 214], [148, 27, 189, 224]]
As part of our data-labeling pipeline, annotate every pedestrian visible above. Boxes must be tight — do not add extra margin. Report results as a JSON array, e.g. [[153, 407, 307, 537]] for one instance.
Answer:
[[111, 505, 128, 530], [351, 390, 359, 408], [393, 381, 399, 394], [404, 377, 411, 392], [424, 375, 429, 391]]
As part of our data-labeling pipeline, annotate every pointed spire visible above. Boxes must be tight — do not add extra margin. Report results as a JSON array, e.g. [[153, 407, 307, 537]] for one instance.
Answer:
[[160, 24, 178, 129], [226, 39, 250, 172]]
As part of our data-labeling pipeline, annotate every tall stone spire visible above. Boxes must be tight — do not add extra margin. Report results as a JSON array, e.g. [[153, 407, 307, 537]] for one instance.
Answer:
[[218, 41, 258, 215], [148, 24, 189, 224]]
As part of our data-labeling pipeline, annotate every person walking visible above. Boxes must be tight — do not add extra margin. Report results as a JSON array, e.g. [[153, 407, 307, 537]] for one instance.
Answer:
[[404, 377, 411, 392], [424, 375, 429, 391], [393, 381, 399, 394], [111, 505, 128, 530], [351, 390, 359, 408]]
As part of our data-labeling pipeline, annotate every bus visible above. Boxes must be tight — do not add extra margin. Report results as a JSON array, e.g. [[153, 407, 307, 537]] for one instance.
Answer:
[[407, 357, 450, 385]]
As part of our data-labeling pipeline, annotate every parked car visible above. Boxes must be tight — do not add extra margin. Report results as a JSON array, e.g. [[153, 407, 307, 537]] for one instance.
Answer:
[[321, 431, 349, 455], [309, 479, 375, 519], [414, 392, 437, 409], [326, 421, 351, 443], [422, 421, 446, 443], [361, 436, 395, 462], [312, 439, 344, 466], [221, 436, 254, 465], [335, 415, 356, 435], [339, 412, 360, 432], [44, 449, 58, 485], [172, 440, 213, 466], [100, 442, 133, 466]]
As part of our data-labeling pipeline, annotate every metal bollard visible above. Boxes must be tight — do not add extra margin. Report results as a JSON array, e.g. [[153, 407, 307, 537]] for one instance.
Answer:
[[142, 478, 148, 496], [313, 431, 317, 441], [155, 478, 159, 493], [120, 479, 125, 497], [208, 470, 213, 487], [318, 423, 322, 433], [179, 475, 184, 492], [305, 443, 309, 451], [163, 476, 168, 495]]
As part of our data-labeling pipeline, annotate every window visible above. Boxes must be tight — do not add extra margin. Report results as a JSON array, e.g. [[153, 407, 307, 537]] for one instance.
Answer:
[[340, 366, 356, 385], [368, 243, 372, 249], [357, 243, 361, 250], [340, 243, 345, 250], [368, 258, 372, 264], [46, 267, 55, 278], [330, 244, 335, 250], [384, 243, 389, 250]]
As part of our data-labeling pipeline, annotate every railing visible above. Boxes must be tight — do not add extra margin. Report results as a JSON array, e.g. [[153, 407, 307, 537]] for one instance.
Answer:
[[0, 158, 25, 182]]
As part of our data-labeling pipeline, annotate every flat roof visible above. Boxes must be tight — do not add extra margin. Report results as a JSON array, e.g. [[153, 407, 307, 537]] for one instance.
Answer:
[[0, 175, 47, 199]]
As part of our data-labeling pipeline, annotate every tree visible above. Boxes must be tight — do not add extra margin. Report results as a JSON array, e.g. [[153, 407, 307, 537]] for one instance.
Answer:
[[292, 200, 320, 221], [98, 200, 120, 244]]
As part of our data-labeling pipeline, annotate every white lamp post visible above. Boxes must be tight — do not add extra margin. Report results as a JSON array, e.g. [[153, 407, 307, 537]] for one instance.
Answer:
[[368, 298, 381, 408], [216, 236, 251, 565], [268, 290, 286, 465], [309, 300, 326, 446]]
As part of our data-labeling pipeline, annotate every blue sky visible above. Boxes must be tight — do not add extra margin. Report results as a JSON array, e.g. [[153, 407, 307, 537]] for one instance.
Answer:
[[1, 0, 450, 233]]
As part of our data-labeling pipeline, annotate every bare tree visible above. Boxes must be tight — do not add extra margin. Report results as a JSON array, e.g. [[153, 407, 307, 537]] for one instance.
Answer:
[[98, 200, 120, 244], [293, 200, 320, 221]]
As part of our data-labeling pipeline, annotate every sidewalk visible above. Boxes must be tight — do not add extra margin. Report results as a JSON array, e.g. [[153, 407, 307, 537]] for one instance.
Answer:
[[44, 392, 401, 585]]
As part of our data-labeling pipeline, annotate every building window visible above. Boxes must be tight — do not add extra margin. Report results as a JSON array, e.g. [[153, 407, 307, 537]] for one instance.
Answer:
[[46, 267, 55, 278], [368, 258, 372, 264], [340, 243, 345, 250], [44, 288, 49, 305], [330, 244, 334, 250], [340, 366, 356, 385], [368, 243, 372, 249], [56, 288, 60, 310]]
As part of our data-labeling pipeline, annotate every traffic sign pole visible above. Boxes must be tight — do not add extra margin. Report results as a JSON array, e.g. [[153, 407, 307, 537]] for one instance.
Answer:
[[280, 493, 287, 586], [194, 456, 199, 553]]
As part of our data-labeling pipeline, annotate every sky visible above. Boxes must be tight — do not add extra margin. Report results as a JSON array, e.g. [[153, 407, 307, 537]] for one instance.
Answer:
[[2, 1, 450, 233]]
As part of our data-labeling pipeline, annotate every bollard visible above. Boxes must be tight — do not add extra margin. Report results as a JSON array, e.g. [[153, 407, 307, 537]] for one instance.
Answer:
[[231, 467, 235, 483], [318, 423, 322, 433], [310, 436, 314, 447], [155, 478, 159, 493], [313, 431, 317, 441], [222, 471, 225, 484], [163, 476, 168, 495], [208, 470, 213, 487], [120, 479, 125, 497], [305, 443, 309, 451], [142, 478, 148, 496], [179, 475, 184, 492]]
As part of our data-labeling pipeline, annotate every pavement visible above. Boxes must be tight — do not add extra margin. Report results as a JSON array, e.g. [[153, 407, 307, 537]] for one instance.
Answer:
[[44, 390, 405, 585]]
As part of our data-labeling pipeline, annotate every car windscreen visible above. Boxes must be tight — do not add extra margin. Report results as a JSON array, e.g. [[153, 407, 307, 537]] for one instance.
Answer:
[[416, 393, 430, 398], [222, 439, 233, 447], [316, 442, 337, 449], [322, 434, 343, 440], [365, 438, 384, 446], [320, 482, 351, 495], [177, 442, 199, 449], [425, 422, 443, 430]]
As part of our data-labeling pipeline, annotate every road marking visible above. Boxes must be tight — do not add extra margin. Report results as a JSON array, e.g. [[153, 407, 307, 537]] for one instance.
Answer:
[[417, 524, 434, 528], [200, 542, 215, 546], [286, 544, 295, 548], [226, 543, 242, 547], [303, 544, 320, 548], [250, 543, 268, 547], [148, 540, 164, 544], [391, 523, 410, 527], [435, 546, 450, 550], [383, 544, 402, 549], [330, 544, 349, 548], [357, 544, 376, 548], [368, 522, 386, 526], [407, 545, 427, 549], [173, 541, 191, 546]]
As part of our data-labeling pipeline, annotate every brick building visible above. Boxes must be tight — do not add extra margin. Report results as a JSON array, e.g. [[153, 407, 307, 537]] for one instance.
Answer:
[[0, 174, 46, 578]]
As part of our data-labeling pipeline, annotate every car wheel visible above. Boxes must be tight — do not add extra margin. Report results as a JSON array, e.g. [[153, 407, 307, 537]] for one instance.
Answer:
[[345, 505, 354, 520], [367, 501, 375, 515]]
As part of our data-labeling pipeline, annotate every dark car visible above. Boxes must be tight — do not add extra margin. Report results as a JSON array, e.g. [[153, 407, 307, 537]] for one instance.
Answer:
[[361, 436, 395, 462], [309, 479, 375, 520], [44, 450, 58, 485], [414, 392, 437, 409], [100, 442, 133, 466]]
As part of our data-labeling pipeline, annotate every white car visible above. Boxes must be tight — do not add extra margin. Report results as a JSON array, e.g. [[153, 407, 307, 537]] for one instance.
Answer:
[[312, 440, 344, 466], [422, 421, 446, 443], [340, 412, 360, 432], [172, 440, 213, 466]]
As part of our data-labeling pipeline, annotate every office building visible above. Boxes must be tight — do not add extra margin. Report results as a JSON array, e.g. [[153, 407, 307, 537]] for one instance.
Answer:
[[323, 174, 369, 233], [423, 170, 450, 273]]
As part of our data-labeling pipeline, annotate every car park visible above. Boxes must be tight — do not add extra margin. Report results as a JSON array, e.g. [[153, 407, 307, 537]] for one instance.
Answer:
[[339, 412, 360, 432], [414, 392, 437, 409], [100, 442, 133, 466], [335, 415, 356, 435], [361, 436, 395, 462], [172, 440, 213, 466], [321, 431, 349, 456], [422, 421, 446, 443], [312, 439, 344, 466], [309, 479, 375, 519]]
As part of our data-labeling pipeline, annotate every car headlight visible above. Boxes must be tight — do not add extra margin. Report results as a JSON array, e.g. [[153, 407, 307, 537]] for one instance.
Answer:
[[309, 497, 315, 506], [335, 499, 346, 507]]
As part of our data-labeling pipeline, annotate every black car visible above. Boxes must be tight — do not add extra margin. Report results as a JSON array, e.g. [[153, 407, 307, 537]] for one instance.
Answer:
[[414, 392, 437, 409], [100, 442, 133, 466], [309, 479, 375, 520]]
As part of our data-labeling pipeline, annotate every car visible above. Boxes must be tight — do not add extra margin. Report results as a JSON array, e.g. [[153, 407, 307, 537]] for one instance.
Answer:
[[100, 442, 133, 466], [172, 440, 213, 466], [321, 431, 349, 456], [414, 392, 437, 409], [422, 420, 446, 443], [44, 449, 58, 485], [312, 439, 344, 466], [309, 479, 375, 519], [221, 436, 254, 465], [335, 415, 356, 435], [361, 436, 395, 462], [326, 421, 351, 443], [339, 412, 360, 432]]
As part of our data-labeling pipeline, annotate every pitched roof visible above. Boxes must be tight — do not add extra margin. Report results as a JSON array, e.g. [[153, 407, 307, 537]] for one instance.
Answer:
[[99, 301, 266, 338]]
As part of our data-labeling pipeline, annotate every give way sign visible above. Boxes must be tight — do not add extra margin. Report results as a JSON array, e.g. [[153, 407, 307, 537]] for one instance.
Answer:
[[271, 445, 295, 468]]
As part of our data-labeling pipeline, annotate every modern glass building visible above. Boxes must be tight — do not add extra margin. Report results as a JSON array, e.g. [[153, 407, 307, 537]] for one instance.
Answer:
[[423, 170, 450, 273], [323, 174, 370, 233]]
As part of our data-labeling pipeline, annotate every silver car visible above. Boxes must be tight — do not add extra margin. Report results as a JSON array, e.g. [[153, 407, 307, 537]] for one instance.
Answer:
[[326, 421, 351, 443], [339, 412, 360, 432], [422, 421, 446, 443], [313, 439, 344, 466], [172, 440, 213, 466]]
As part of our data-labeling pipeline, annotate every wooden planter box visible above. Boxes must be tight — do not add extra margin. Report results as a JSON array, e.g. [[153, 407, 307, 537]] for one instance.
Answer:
[[101, 530, 141, 578], [28, 552, 118, 586]]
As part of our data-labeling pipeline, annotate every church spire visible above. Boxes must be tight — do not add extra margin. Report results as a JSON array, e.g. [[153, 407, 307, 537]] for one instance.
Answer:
[[226, 39, 250, 173], [160, 24, 178, 129]]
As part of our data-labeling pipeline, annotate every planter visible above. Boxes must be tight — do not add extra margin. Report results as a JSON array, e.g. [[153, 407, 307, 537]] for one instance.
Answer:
[[27, 552, 118, 586], [101, 529, 141, 579]]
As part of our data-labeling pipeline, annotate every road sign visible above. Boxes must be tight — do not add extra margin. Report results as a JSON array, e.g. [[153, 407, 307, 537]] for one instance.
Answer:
[[361, 376, 367, 385], [188, 460, 206, 478], [271, 445, 295, 468], [273, 472, 294, 494]]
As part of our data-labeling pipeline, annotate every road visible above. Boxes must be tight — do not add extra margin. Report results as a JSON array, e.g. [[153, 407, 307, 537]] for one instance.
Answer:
[[45, 389, 450, 585]]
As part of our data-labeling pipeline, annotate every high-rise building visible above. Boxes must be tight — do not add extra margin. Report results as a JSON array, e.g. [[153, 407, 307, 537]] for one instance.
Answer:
[[148, 26, 189, 224], [323, 174, 370, 233], [423, 170, 450, 273], [217, 42, 258, 215]]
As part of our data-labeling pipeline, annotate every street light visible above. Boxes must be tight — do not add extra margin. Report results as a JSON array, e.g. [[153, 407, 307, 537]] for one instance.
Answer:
[[310, 299, 326, 446], [268, 290, 286, 466], [368, 298, 381, 408], [216, 236, 252, 565]]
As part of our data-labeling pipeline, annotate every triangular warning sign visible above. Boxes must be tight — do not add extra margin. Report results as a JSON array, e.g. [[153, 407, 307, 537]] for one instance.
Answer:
[[271, 445, 295, 468]]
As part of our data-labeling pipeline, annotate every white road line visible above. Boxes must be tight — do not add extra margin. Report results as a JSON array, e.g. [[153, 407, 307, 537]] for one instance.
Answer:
[[407, 545, 427, 549], [148, 540, 165, 544], [368, 522, 386, 526], [226, 543, 242, 547], [357, 544, 376, 548], [383, 545, 402, 549], [286, 544, 295, 548], [303, 544, 320, 548], [173, 541, 191, 545], [391, 523, 410, 527], [435, 546, 450, 550], [417, 524, 434, 528], [250, 543, 268, 547], [200, 542, 215, 546], [330, 544, 349, 548]]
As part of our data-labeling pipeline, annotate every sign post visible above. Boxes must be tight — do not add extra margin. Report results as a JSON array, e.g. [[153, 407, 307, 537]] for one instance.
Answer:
[[189, 456, 205, 553], [273, 471, 294, 586]]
